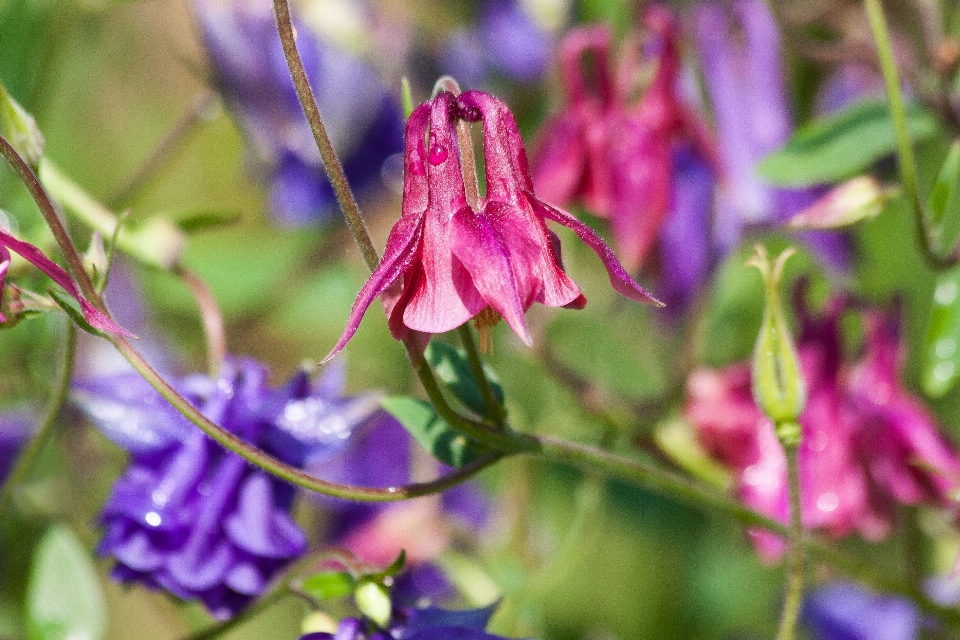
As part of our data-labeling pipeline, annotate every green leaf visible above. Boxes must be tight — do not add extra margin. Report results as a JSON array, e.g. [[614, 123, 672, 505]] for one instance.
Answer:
[[923, 268, 960, 397], [758, 100, 939, 186], [424, 341, 504, 417], [354, 580, 392, 628], [171, 209, 242, 234], [371, 550, 406, 581], [300, 571, 355, 601], [26, 525, 106, 640], [927, 141, 960, 248], [381, 396, 485, 468]]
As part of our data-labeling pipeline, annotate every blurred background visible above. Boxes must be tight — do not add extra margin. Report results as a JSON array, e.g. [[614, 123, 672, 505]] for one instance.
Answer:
[[2, 0, 960, 638]]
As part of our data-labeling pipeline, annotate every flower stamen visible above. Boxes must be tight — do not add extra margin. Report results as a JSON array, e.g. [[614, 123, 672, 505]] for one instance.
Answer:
[[473, 306, 502, 353]]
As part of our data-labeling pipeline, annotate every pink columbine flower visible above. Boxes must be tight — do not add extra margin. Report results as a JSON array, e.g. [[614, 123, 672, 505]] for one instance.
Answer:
[[531, 7, 717, 273], [0, 227, 130, 336], [685, 296, 960, 561], [324, 89, 659, 361]]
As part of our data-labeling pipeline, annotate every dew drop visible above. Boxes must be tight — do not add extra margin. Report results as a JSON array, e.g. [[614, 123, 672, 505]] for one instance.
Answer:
[[934, 361, 956, 382], [936, 281, 958, 305], [936, 338, 957, 359], [428, 143, 448, 165], [145, 511, 162, 527]]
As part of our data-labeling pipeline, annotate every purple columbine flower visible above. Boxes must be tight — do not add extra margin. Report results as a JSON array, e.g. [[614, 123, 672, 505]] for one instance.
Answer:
[[685, 295, 960, 561], [801, 582, 921, 640], [692, 0, 849, 271], [73, 358, 382, 619], [193, 0, 404, 227]]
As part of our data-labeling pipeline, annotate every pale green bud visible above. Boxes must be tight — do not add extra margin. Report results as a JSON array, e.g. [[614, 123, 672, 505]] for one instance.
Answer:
[[786, 176, 887, 230], [0, 82, 44, 170], [354, 579, 392, 628], [747, 245, 806, 438]]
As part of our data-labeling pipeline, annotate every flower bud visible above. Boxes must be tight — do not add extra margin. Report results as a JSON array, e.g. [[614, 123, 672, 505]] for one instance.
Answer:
[[354, 579, 392, 628], [747, 245, 806, 440], [0, 82, 44, 171], [786, 176, 886, 230]]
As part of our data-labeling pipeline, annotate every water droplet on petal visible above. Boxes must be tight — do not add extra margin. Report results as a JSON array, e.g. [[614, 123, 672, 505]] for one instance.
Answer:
[[145, 511, 162, 527], [428, 143, 448, 165], [816, 493, 839, 513]]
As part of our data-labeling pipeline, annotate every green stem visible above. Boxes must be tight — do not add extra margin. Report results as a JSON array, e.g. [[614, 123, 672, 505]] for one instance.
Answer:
[[109, 335, 504, 501], [864, 0, 957, 270], [173, 265, 227, 377], [0, 323, 77, 520], [272, 0, 379, 272], [458, 325, 507, 428], [0, 137, 97, 302], [775, 443, 805, 640], [180, 587, 290, 640], [414, 359, 529, 452]]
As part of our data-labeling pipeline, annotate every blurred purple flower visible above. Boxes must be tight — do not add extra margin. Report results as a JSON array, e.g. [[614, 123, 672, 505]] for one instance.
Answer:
[[0, 410, 32, 483], [73, 358, 382, 619], [310, 409, 490, 568], [441, 0, 551, 88], [801, 582, 920, 640], [193, 0, 404, 227], [685, 296, 960, 561], [301, 594, 511, 640], [692, 0, 848, 271]]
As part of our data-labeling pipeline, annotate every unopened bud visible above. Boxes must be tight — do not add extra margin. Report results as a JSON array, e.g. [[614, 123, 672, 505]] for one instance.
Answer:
[[0, 82, 44, 170], [787, 176, 886, 230], [354, 579, 392, 628], [84, 233, 109, 287], [747, 245, 806, 434]]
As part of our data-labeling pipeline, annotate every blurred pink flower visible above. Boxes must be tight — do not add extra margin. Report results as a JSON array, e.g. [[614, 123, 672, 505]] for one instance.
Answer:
[[531, 7, 717, 273], [686, 297, 960, 561]]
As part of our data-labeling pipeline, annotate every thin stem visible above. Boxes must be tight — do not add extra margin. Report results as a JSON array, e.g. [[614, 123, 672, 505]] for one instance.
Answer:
[[775, 443, 805, 640], [0, 323, 77, 520], [173, 265, 227, 377], [414, 359, 530, 453], [864, 0, 958, 270], [180, 587, 290, 640], [527, 433, 959, 624], [109, 90, 219, 208], [272, 0, 379, 271], [0, 137, 96, 302], [458, 325, 506, 428], [111, 335, 504, 501]]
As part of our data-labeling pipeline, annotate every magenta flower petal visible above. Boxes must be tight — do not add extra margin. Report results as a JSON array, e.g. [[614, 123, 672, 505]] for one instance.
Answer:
[[524, 194, 662, 306], [0, 227, 132, 337], [449, 205, 533, 344], [322, 104, 432, 362], [402, 93, 485, 333]]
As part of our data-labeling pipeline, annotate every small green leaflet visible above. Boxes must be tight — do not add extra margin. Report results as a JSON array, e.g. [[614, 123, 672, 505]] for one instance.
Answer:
[[381, 396, 485, 468], [758, 100, 939, 186], [923, 267, 960, 397], [301, 571, 355, 601], [424, 341, 504, 418], [26, 525, 106, 640]]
